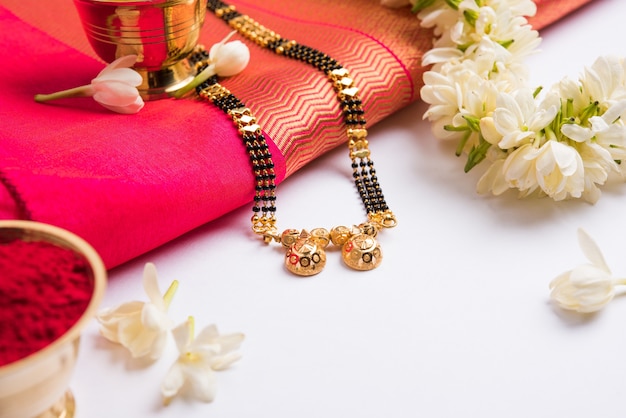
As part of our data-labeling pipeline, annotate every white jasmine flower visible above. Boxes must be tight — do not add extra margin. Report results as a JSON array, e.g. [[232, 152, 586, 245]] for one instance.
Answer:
[[492, 88, 558, 149], [578, 142, 617, 203], [476, 157, 510, 195], [97, 263, 178, 360], [580, 55, 626, 107], [561, 101, 626, 157], [550, 228, 626, 313], [209, 33, 251, 77], [496, 140, 585, 201], [500, 143, 540, 195], [422, 63, 498, 140], [161, 317, 244, 405], [34, 55, 144, 114], [534, 140, 585, 200], [173, 31, 250, 98], [588, 115, 626, 165], [555, 56, 626, 124], [418, 3, 459, 39], [502, 18, 540, 63], [422, 47, 463, 67], [420, 69, 466, 140]]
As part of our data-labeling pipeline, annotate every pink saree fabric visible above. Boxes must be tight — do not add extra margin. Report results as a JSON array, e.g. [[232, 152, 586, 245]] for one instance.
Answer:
[[0, 0, 592, 268]]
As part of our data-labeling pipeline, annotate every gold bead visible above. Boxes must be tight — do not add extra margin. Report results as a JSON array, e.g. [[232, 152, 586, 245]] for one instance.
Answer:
[[358, 222, 378, 237], [310, 228, 330, 248], [280, 228, 300, 248], [329, 225, 351, 246]]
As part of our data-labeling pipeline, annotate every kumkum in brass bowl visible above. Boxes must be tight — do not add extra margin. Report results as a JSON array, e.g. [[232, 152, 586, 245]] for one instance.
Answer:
[[0, 221, 107, 418]]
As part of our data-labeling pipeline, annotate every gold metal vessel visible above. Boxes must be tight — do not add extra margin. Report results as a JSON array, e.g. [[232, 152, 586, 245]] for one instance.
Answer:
[[73, 0, 207, 99]]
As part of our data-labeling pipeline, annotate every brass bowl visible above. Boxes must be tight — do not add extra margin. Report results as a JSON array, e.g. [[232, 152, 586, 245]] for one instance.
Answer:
[[73, 0, 208, 99], [0, 221, 107, 418]]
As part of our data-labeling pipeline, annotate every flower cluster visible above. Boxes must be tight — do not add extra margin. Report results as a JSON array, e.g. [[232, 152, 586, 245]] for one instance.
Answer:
[[408, 0, 626, 203], [97, 263, 244, 405], [550, 229, 626, 313]]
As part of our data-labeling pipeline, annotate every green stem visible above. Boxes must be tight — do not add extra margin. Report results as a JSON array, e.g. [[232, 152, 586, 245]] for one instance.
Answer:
[[580, 101, 599, 125], [34, 85, 92, 102], [445, 0, 461, 10], [463, 115, 481, 132], [544, 125, 557, 142], [171, 64, 217, 99], [464, 134, 491, 172], [455, 130, 472, 157]]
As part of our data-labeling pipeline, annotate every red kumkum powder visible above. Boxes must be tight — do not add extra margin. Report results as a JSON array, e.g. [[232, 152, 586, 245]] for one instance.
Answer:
[[0, 239, 93, 366]]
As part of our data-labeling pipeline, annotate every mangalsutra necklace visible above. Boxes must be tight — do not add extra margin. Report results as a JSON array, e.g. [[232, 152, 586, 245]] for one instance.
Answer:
[[192, 0, 397, 276]]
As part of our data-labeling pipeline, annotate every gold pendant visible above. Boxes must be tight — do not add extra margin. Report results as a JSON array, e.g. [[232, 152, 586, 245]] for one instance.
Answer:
[[341, 233, 382, 271], [340, 223, 382, 271], [284, 230, 327, 276]]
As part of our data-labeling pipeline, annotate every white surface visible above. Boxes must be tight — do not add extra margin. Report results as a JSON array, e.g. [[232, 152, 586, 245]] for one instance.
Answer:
[[72, 2, 626, 417]]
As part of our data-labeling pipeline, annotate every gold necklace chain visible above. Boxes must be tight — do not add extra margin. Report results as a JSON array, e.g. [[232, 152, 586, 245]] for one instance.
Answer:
[[196, 1, 397, 276]]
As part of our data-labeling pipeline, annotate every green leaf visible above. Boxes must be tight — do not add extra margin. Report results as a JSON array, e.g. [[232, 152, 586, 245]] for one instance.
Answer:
[[411, 0, 436, 12]]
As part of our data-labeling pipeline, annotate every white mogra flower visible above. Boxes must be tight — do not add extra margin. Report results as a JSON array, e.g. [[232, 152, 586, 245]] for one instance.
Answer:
[[550, 228, 626, 313], [422, 63, 499, 138], [476, 157, 509, 196], [578, 142, 617, 203], [561, 101, 626, 161], [417, 2, 458, 39], [534, 140, 585, 200], [209, 32, 251, 77], [482, 140, 586, 201], [173, 31, 250, 98], [161, 317, 244, 405], [491, 88, 559, 149], [97, 262, 178, 360], [580, 55, 626, 106], [501, 143, 540, 195], [34, 55, 144, 114]]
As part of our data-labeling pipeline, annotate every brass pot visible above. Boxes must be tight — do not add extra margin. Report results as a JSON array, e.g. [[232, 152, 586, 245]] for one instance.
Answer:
[[73, 0, 208, 99]]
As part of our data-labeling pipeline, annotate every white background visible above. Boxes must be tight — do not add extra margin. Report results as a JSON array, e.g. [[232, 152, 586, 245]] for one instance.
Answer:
[[72, 1, 626, 417]]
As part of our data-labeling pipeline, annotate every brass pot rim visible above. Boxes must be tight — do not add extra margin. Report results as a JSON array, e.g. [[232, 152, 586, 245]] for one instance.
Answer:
[[0, 220, 107, 375]]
